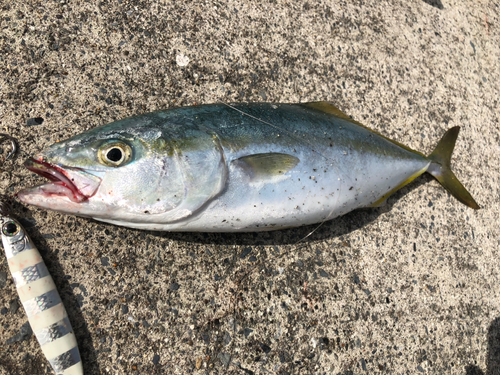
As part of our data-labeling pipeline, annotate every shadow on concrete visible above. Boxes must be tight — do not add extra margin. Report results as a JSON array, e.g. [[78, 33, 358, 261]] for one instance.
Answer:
[[465, 317, 500, 374], [422, 0, 444, 9], [149, 173, 438, 247], [3, 200, 101, 375], [466, 365, 485, 375]]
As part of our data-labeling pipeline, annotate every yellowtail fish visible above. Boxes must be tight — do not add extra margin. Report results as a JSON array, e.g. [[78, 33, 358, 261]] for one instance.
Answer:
[[0, 202, 83, 375], [17, 102, 478, 231]]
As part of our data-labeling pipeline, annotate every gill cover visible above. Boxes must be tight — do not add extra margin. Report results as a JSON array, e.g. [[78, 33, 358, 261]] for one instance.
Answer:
[[152, 125, 228, 222]]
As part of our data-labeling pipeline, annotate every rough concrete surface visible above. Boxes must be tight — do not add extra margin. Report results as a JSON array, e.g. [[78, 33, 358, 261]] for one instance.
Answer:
[[0, 0, 498, 374]]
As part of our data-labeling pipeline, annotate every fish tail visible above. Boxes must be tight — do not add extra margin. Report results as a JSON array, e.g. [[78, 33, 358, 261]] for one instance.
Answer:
[[426, 126, 479, 209]]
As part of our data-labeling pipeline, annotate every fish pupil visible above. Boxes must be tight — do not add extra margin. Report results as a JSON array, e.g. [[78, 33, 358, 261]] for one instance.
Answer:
[[107, 148, 123, 162], [3, 222, 18, 236]]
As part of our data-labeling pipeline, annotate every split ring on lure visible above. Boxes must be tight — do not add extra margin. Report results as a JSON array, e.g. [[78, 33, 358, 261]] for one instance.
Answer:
[[0, 133, 18, 162]]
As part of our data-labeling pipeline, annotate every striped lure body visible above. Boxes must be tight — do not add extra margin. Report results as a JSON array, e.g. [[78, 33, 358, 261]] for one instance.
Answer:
[[0, 215, 83, 375]]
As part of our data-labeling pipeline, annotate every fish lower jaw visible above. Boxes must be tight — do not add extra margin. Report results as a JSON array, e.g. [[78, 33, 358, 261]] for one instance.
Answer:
[[17, 182, 87, 205]]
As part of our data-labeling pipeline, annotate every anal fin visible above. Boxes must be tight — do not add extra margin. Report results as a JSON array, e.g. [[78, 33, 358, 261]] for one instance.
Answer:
[[369, 165, 428, 208]]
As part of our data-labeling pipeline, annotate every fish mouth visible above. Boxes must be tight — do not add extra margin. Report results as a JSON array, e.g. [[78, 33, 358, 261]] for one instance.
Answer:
[[18, 158, 100, 203]]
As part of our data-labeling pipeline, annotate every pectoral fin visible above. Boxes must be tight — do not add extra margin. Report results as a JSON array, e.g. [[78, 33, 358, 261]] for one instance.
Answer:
[[233, 153, 300, 181]]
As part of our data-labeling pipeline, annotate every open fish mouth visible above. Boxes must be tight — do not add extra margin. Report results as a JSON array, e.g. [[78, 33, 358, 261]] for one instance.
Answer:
[[19, 158, 101, 203]]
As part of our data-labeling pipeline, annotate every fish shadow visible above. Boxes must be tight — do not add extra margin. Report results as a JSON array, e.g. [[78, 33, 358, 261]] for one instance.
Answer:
[[465, 317, 500, 374], [5, 201, 101, 375], [149, 174, 436, 247]]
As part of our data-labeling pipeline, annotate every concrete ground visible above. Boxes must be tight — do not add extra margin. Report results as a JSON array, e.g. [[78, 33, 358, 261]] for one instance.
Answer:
[[0, 0, 499, 374]]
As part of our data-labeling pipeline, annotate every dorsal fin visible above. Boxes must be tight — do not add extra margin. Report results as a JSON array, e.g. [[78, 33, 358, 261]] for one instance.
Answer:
[[301, 102, 366, 127], [301, 102, 424, 156]]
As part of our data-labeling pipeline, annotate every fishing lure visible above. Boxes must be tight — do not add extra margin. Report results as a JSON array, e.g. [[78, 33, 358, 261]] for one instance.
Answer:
[[0, 201, 83, 375]]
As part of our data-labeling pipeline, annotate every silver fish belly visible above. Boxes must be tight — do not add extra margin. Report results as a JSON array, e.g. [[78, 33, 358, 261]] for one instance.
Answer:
[[0, 215, 83, 375]]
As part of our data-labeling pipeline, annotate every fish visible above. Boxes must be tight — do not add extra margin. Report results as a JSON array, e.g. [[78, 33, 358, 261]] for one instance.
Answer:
[[0, 202, 84, 375], [17, 102, 479, 232]]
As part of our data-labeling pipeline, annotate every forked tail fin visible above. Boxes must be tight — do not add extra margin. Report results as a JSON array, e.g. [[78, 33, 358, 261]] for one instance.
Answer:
[[426, 126, 480, 209]]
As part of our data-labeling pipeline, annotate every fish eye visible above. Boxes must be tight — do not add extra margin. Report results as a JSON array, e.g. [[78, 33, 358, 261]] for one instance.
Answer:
[[98, 142, 132, 167], [2, 222, 19, 237], [107, 148, 123, 162]]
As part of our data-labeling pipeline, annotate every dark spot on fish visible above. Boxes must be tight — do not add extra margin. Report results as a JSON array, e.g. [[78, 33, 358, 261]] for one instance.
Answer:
[[144, 211, 150, 214], [349, 186, 353, 190]]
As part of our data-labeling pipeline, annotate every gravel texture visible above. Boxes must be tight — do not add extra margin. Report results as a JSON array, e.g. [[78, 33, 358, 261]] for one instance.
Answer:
[[0, 0, 498, 374]]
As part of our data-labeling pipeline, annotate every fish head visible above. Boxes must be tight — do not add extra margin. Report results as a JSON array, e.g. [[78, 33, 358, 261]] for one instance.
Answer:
[[17, 117, 227, 225]]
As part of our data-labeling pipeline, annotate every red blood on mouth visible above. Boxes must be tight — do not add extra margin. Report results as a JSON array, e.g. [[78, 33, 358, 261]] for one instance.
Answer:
[[24, 158, 88, 203]]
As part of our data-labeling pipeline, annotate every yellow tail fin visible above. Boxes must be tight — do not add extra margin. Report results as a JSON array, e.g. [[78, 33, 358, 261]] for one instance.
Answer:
[[426, 127, 479, 209]]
